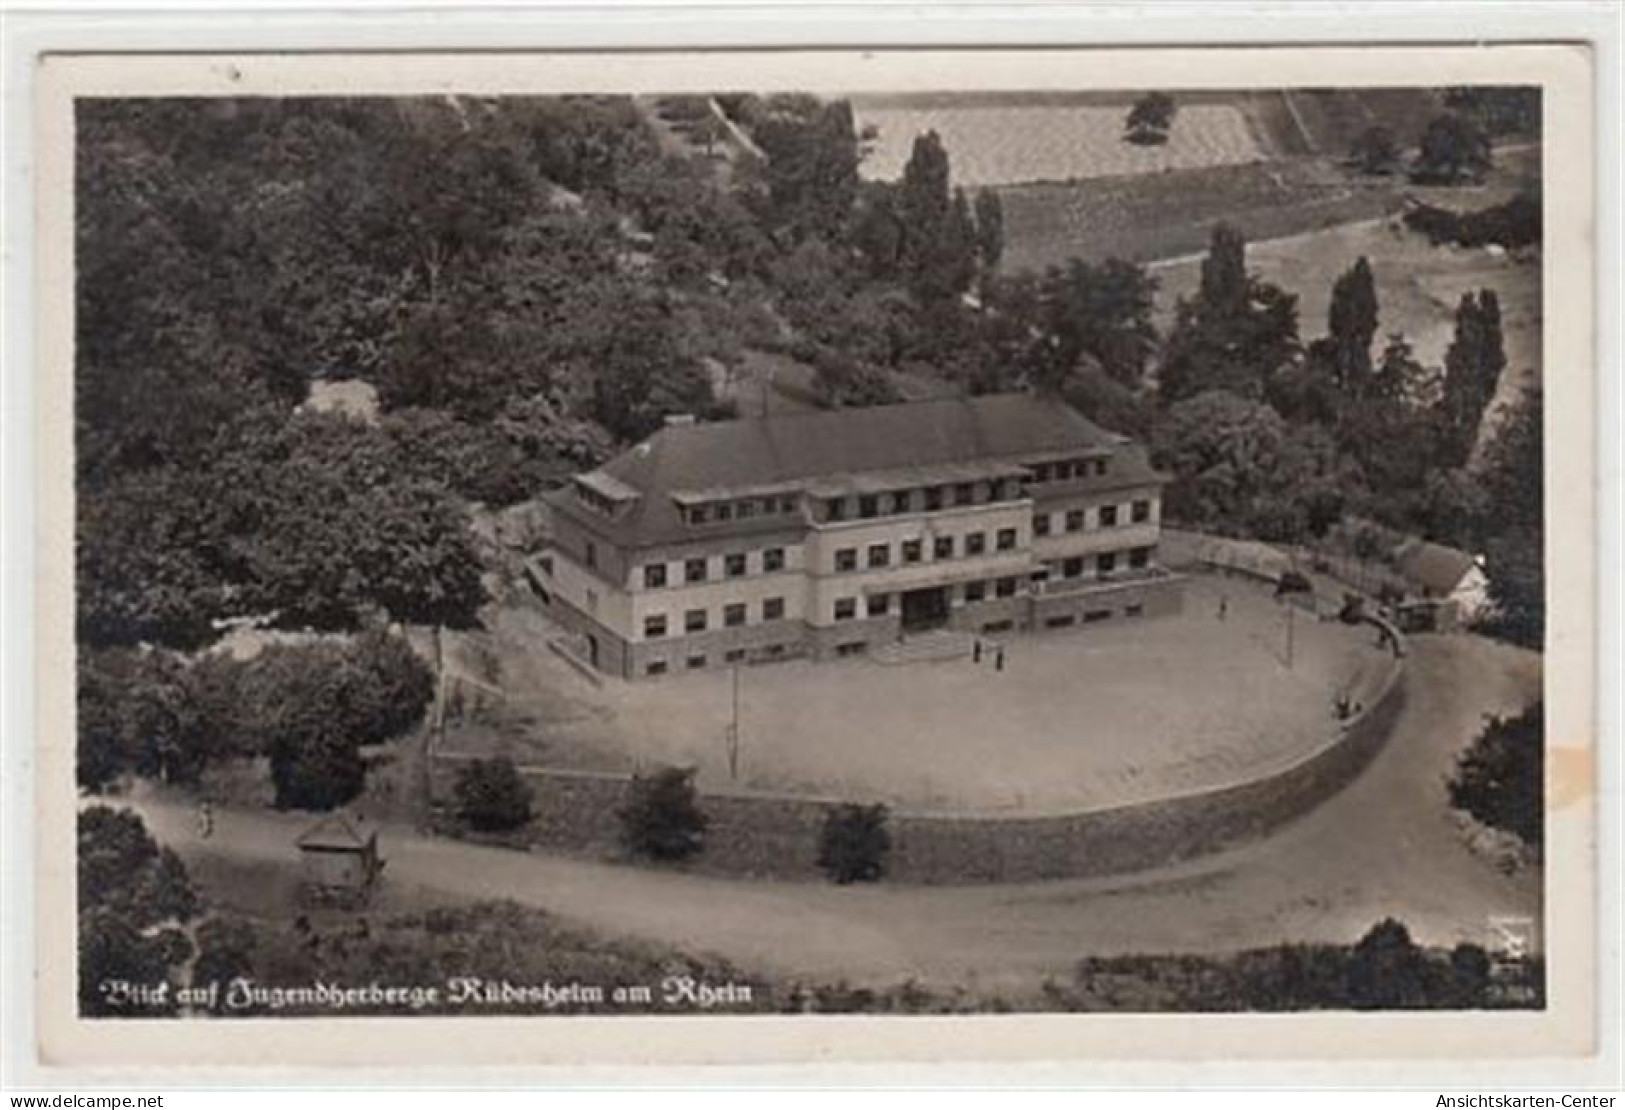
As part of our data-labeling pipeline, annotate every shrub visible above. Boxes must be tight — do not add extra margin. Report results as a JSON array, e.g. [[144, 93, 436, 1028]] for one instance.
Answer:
[[618, 766, 707, 861], [1450, 702, 1543, 848], [817, 803, 891, 884], [454, 757, 535, 833], [1346, 918, 1429, 1009]]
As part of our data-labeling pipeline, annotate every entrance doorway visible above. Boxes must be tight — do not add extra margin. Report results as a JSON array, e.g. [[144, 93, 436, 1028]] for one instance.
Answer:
[[900, 586, 950, 632]]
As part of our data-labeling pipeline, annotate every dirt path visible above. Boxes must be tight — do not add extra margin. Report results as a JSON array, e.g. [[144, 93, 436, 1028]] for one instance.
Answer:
[[128, 635, 1539, 992]]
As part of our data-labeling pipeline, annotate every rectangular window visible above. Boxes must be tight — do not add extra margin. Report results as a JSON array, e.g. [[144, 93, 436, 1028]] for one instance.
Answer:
[[765, 643, 785, 658], [1130, 546, 1151, 569], [646, 660, 668, 676], [835, 547, 858, 573], [1132, 499, 1152, 524], [1095, 459, 1109, 477], [826, 499, 846, 522], [690, 506, 709, 525], [762, 547, 785, 572], [954, 482, 975, 506], [725, 552, 747, 578], [1033, 513, 1052, 537], [1032, 464, 1052, 483], [763, 597, 786, 621], [867, 593, 890, 617], [1100, 504, 1119, 528], [996, 527, 1018, 552], [867, 543, 890, 569], [965, 580, 987, 603], [685, 608, 707, 633], [1046, 614, 1076, 629], [1125, 603, 1144, 618], [724, 602, 747, 627], [995, 576, 1018, 598], [687, 654, 707, 670], [584, 541, 597, 569], [836, 641, 867, 657], [859, 495, 879, 519], [924, 487, 944, 511], [779, 496, 798, 514], [736, 500, 756, 519], [982, 619, 1014, 634], [891, 490, 912, 514], [644, 614, 668, 639], [725, 648, 747, 664], [1065, 509, 1084, 533], [1084, 608, 1113, 623], [966, 532, 986, 556], [834, 598, 857, 621], [715, 503, 733, 521], [902, 539, 923, 564], [684, 557, 708, 584], [1063, 556, 1084, 579], [934, 535, 955, 560], [1098, 552, 1117, 576], [643, 563, 667, 589]]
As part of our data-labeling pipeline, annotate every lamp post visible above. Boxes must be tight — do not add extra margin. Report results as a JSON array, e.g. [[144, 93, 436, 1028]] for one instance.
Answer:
[[725, 664, 741, 781]]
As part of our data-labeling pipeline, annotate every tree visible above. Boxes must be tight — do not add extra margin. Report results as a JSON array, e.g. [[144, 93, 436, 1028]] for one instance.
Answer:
[[1153, 390, 1357, 541], [1437, 290, 1507, 466], [454, 757, 536, 833], [1124, 92, 1177, 145], [896, 131, 978, 302], [817, 804, 891, 884], [618, 766, 708, 862], [1450, 701, 1543, 848], [1034, 259, 1160, 389], [1346, 918, 1429, 1009], [1412, 113, 1492, 185], [973, 189, 1005, 273], [1351, 125, 1400, 175], [1159, 226, 1300, 405], [746, 96, 862, 243], [78, 807, 199, 1016], [1447, 942, 1493, 1008], [76, 648, 231, 791], [1326, 257, 1380, 396]]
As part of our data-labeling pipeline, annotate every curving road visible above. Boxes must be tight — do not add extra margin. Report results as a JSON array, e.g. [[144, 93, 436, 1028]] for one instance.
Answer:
[[130, 634, 1542, 992]]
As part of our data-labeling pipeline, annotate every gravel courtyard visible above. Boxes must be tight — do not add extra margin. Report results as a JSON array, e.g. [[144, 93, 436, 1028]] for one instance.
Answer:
[[450, 573, 1388, 815]]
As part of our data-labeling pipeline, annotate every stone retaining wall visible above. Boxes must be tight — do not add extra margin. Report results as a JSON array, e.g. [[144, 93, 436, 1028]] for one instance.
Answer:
[[432, 645, 1405, 885]]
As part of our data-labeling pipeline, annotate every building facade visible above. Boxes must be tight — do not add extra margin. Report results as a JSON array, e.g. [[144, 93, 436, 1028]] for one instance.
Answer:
[[536, 393, 1183, 680]]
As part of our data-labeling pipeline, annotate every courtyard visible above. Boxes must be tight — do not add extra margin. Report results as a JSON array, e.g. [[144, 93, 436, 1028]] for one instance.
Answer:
[[444, 572, 1390, 815]]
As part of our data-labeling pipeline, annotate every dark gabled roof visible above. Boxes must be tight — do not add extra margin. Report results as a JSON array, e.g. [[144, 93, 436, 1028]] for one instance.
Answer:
[[548, 393, 1162, 549], [1394, 540, 1480, 593], [296, 812, 375, 852]]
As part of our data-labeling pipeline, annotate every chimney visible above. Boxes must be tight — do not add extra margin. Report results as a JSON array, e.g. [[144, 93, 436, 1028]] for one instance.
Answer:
[[663, 413, 696, 428]]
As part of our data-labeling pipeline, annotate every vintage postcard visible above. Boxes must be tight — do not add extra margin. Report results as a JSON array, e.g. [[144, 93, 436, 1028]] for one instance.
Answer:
[[27, 42, 1600, 1071]]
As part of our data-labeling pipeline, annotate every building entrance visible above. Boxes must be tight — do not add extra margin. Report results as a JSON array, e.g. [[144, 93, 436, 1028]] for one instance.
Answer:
[[900, 586, 951, 632]]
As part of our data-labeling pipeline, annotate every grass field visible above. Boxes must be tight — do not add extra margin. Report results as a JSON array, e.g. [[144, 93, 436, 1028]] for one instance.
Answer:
[[443, 573, 1385, 815], [996, 158, 1404, 272]]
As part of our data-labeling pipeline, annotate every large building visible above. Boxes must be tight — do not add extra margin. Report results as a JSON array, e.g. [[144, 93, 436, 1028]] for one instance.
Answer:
[[535, 393, 1182, 680]]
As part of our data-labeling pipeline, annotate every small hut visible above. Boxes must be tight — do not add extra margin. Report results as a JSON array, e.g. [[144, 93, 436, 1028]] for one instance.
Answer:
[[295, 812, 384, 906]]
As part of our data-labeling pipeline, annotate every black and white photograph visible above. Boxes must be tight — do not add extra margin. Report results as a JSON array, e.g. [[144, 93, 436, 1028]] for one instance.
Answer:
[[19, 39, 1605, 1073]]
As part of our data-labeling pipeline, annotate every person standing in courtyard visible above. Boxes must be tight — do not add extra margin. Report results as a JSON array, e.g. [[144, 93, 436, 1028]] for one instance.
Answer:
[[973, 639, 983, 664], [995, 646, 1006, 672]]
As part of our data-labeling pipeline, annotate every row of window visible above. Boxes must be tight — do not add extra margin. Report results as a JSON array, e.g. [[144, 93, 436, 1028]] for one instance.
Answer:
[[644, 545, 788, 588], [644, 596, 789, 639], [821, 478, 1024, 523], [832, 526, 1020, 573], [1031, 499, 1153, 538], [1028, 457, 1111, 484], [645, 642, 794, 676], [684, 494, 800, 527]]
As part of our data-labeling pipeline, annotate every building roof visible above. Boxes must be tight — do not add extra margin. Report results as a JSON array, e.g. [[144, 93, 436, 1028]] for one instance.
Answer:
[[1393, 540, 1480, 594], [548, 393, 1162, 549], [296, 812, 376, 852]]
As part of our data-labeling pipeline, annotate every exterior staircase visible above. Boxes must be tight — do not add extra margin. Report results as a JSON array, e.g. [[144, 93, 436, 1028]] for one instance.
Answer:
[[871, 629, 977, 666]]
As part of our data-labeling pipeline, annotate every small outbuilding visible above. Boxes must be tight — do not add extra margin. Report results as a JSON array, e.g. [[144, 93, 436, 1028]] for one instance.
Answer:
[[296, 811, 384, 906], [1392, 539, 1491, 630]]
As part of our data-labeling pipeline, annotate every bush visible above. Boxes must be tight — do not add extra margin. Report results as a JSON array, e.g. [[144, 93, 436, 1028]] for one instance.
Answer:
[[817, 803, 891, 884], [1403, 193, 1540, 250], [618, 766, 707, 862], [454, 757, 535, 833], [1450, 702, 1543, 848], [1346, 918, 1429, 1009]]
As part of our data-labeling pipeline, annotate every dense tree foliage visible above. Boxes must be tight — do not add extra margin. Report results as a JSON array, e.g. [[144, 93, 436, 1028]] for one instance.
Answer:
[[1159, 225, 1300, 405], [454, 757, 536, 833], [78, 631, 432, 806], [78, 807, 200, 1016], [1124, 92, 1177, 145], [618, 766, 708, 862], [1411, 113, 1493, 185], [1450, 701, 1543, 848], [817, 804, 892, 884]]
